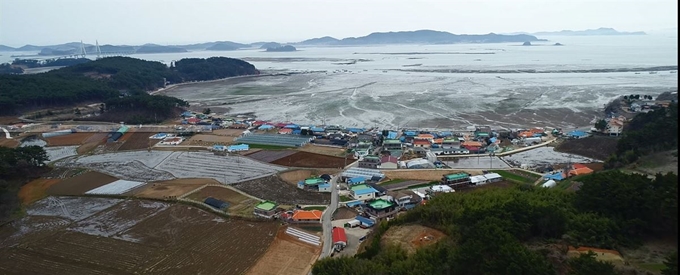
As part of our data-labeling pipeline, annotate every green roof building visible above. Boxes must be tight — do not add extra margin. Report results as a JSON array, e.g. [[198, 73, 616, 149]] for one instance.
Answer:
[[442, 172, 471, 186], [367, 199, 395, 210], [254, 200, 278, 218], [304, 177, 326, 185]]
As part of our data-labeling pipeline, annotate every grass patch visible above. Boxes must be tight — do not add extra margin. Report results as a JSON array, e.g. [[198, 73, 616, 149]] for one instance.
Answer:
[[245, 143, 292, 150], [302, 206, 327, 211], [340, 195, 352, 202], [297, 225, 323, 232], [408, 181, 439, 189], [636, 263, 666, 272], [380, 179, 406, 186], [490, 170, 534, 184]]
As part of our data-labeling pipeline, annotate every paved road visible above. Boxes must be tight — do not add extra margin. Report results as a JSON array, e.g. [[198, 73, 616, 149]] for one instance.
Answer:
[[319, 174, 339, 260]]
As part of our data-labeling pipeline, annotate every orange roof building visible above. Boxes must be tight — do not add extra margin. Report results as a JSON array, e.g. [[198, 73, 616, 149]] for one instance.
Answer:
[[417, 134, 434, 140], [518, 131, 533, 138], [278, 128, 293, 134], [292, 210, 323, 221], [461, 141, 483, 147], [569, 164, 594, 177]]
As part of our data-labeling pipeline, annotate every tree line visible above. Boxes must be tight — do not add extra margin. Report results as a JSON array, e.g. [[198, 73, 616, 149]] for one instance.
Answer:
[[605, 102, 677, 168], [0, 146, 49, 223], [0, 56, 260, 118], [312, 170, 678, 275]]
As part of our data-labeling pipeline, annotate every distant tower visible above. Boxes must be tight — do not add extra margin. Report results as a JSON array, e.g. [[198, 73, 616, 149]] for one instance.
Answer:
[[95, 40, 102, 59], [79, 41, 87, 58]]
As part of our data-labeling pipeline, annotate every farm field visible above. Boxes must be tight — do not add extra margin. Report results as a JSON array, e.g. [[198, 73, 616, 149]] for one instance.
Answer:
[[44, 146, 79, 163], [382, 180, 428, 191], [187, 185, 260, 216], [554, 136, 618, 161], [0, 137, 19, 148], [133, 178, 215, 199], [47, 171, 118, 195], [0, 197, 279, 275], [296, 144, 345, 157], [18, 178, 61, 205], [278, 168, 340, 185], [118, 132, 161, 151], [246, 150, 297, 163], [381, 224, 447, 254], [213, 129, 245, 136], [153, 151, 287, 184], [76, 132, 107, 154], [232, 175, 330, 205], [188, 134, 235, 144], [246, 226, 320, 275], [44, 132, 94, 146], [270, 151, 348, 168]]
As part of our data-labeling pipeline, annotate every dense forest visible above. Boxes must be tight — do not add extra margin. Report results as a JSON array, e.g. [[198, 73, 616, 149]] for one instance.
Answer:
[[11, 58, 91, 68], [0, 63, 23, 74], [0, 56, 260, 121], [0, 146, 50, 223], [313, 170, 677, 275], [605, 103, 677, 168]]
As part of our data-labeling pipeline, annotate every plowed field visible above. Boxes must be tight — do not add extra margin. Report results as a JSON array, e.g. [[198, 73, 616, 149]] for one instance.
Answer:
[[133, 178, 212, 199], [270, 151, 349, 168], [246, 226, 320, 275], [0, 197, 279, 275], [118, 132, 160, 151], [47, 171, 118, 195], [232, 175, 330, 205], [45, 133, 94, 146]]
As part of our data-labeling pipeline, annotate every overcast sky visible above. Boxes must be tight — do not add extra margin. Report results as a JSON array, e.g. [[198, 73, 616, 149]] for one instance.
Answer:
[[1, 0, 677, 47]]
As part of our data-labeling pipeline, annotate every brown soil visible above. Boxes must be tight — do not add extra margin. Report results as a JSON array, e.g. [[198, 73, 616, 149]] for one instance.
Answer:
[[47, 171, 118, 195], [232, 175, 330, 205], [619, 237, 678, 273], [18, 178, 61, 205], [271, 151, 349, 168], [0, 138, 19, 148], [118, 132, 161, 151], [212, 129, 245, 137], [188, 134, 235, 144], [44, 133, 95, 147], [245, 226, 320, 275], [278, 169, 341, 185], [296, 144, 346, 157], [246, 150, 297, 163], [554, 136, 618, 161], [0, 116, 21, 124], [333, 207, 359, 220], [186, 185, 260, 216], [133, 178, 214, 199], [0, 202, 279, 275], [77, 133, 107, 154], [381, 224, 447, 254]]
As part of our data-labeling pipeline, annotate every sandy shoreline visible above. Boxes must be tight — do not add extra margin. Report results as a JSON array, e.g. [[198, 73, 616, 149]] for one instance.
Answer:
[[149, 72, 288, 95]]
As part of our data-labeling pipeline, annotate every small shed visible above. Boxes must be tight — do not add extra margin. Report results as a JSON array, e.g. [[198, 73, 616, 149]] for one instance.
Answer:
[[355, 215, 375, 227], [332, 227, 348, 251], [204, 197, 230, 210]]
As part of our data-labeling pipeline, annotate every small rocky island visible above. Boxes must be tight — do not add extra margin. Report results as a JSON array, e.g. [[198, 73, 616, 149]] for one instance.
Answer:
[[266, 45, 297, 52], [554, 43, 564, 46], [522, 41, 532, 46]]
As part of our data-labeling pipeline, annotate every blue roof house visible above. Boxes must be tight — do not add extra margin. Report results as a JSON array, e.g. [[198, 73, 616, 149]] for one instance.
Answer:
[[567, 130, 589, 139], [284, 124, 300, 129], [387, 131, 398, 139], [227, 144, 249, 152], [543, 172, 566, 181], [259, 124, 275, 130], [347, 177, 367, 185]]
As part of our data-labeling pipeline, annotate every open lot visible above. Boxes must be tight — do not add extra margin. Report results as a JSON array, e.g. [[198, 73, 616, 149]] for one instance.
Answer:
[[503, 147, 600, 170], [118, 132, 161, 151], [383, 169, 480, 182], [232, 175, 330, 205], [45, 133, 95, 146], [0, 197, 279, 275], [133, 178, 212, 199], [271, 151, 348, 168], [443, 156, 510, 170], [47, 171, 118, 195], [76, 132, 107, 154], [18, 178, 61, 205], [213, 129, 246, 137], [45, 146, 79, 163], [246, 226, 320, 275], [381, 224, 447, 254], [278, 168, 341, 185], [246, 150, 297, 163], [188, 134, 235, 144], [187, 185, 259, 216], [382, 180, 428, 191], [554, 136, 618, 161]]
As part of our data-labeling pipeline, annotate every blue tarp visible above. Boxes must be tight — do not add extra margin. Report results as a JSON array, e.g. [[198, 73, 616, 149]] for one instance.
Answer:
[[489, 137, 497, 143], [543, 173, 565, 181], [399, 136, 406, 142], [404, 131, 417, 136], [259, 125, 274, 130], [568, 130, 588, 137], [355, 216, 375, 227], [347, 128, 365, 133], [228, 144, 249, 151], [292, 130, 302, 135], [387, 131, 398, 139], [310, 127, 325, 132], [284, 124, 299, 129], [440, 131, 453, 137], [346, 201, 364, 207]]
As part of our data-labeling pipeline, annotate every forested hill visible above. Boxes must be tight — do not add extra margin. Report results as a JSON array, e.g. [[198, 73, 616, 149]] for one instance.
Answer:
[[0, 56, 260, 117]]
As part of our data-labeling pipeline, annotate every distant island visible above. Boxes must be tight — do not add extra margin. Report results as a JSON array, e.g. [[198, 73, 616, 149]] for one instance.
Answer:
[[509, 27, 646, 36], [522, 42, 532, 46], [206, 42, 240, 51], [296, 30, 543, 46], [259, 42, 282, 49], [266, 45, 297, 52]]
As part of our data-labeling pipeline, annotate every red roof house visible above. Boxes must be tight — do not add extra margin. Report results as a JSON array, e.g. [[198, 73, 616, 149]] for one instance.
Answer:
[[332, 227, 347, 247]]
